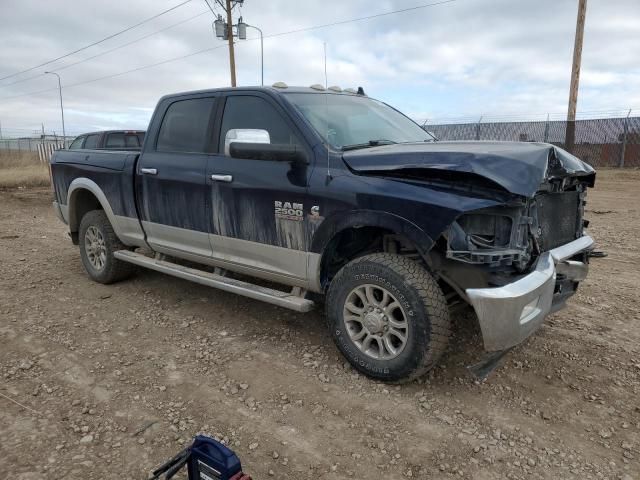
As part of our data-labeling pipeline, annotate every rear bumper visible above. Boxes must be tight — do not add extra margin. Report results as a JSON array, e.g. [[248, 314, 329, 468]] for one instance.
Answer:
[[466, 235, 594, 351]]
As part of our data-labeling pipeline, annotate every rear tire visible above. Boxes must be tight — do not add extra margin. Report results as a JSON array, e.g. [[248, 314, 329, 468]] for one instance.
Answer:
[[326, 253, 450, 383], [78, 210, 134, 284]]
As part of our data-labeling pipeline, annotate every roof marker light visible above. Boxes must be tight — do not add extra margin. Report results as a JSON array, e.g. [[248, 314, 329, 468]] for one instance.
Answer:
[[272, 82, 288, 88], [310, 84, 326, 91], [328, 85, 342, 92], [344, 88, 357, 94]]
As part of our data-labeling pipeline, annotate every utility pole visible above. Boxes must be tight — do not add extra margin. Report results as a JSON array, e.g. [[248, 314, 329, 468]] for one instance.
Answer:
[[45, 71, 66, 147], [225, 0, 237, 87], [213, 1, 263, 87], [565, 0, 587, 153]]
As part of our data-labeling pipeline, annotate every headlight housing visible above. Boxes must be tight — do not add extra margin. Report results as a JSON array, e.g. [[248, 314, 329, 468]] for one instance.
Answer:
[[446, 206, 531, 269]]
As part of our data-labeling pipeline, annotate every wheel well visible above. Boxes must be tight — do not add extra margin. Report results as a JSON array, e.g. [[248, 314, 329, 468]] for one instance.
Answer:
[[69, 189, 103, 244], [320, 226, 421, 289]]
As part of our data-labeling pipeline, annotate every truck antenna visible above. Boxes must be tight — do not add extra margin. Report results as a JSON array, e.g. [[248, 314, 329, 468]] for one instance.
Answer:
[[324, 41, 332, 182]]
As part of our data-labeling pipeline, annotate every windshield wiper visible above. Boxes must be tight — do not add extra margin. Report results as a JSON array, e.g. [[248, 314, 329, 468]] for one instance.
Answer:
[[341, 139, 397, 151]]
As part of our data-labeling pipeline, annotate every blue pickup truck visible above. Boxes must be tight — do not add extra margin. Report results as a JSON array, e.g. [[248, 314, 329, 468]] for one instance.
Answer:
[[50, 84, 596, 382]]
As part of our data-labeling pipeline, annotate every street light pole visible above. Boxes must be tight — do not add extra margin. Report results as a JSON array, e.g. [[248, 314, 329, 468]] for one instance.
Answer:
[[245, 23, 263, 86], [45, 71, 66, 148]]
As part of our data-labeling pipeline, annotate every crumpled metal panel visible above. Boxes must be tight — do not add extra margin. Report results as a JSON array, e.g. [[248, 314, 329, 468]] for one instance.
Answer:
[[342, 141, 595, 198]]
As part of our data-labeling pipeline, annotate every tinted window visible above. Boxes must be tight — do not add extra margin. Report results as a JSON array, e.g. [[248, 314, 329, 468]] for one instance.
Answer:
[[84, 134, 100, 149], [105, 133, 126, 148], [69, 137, 84, 149], [219, 96, 299, 153], [157, 98, 215, 153], [137, 133, 145, 147], [125, 134, 139, 148]]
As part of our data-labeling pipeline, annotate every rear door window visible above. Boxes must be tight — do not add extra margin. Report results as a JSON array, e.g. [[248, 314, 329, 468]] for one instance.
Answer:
[[84, 134, 100, 149], [156, 98, 216, 153]]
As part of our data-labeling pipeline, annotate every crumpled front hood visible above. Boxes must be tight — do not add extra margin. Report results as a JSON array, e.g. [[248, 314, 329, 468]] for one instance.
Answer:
[[342, 141, 595, 198]]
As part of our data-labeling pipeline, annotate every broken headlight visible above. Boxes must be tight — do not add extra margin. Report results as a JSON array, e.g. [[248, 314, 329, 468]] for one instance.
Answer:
[[446, 207, 531, 268]]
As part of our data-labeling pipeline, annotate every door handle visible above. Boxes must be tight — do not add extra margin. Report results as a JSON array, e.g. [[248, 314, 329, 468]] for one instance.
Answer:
[[140, 168, 157, 175], [211, 174, 233, 183]]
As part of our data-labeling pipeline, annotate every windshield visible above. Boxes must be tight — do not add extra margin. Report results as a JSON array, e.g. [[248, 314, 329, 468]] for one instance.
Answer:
[[284, 92, 434, 150]]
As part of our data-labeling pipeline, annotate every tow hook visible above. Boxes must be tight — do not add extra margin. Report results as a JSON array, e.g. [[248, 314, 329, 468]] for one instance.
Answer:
[[588, 250, 607, 258]]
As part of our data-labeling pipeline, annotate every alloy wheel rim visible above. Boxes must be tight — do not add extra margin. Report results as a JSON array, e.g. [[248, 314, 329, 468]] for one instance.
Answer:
[[85, 226, 107, 271], [343, 284, 409, 360]]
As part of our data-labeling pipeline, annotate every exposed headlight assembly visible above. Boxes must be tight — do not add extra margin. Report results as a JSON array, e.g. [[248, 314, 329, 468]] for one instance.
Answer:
[[446, 207, 531, 268]]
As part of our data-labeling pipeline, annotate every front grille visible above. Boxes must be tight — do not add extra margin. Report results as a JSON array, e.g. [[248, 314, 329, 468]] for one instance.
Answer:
[[536, 191, 581, 251]]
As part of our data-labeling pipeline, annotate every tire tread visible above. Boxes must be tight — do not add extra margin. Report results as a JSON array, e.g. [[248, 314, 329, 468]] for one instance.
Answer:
[[327, 253, 450, 382], [79, 210, 134, 284]]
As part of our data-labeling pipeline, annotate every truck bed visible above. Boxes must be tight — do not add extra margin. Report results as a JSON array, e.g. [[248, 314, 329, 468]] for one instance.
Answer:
[[50, 149, 141, 241]]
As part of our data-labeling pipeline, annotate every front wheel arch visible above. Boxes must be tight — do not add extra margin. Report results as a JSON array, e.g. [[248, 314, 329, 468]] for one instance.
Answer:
[[311, 210, 435, 290]]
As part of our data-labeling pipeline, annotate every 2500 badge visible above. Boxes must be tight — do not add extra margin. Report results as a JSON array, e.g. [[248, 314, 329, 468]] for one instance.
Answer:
[[274, 201, 303, 221]]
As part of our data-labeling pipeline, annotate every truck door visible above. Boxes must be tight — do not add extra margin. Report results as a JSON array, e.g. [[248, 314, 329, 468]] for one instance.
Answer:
[[137, 96, 217, 258], [206, 93, 312, 283]]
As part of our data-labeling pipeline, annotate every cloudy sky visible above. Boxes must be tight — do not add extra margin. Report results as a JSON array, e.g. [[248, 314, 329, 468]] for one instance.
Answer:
[[1, 0, 639, 137]]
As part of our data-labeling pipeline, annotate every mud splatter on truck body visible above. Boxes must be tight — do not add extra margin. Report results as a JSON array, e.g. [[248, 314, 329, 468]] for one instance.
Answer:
[[48, 85, 596, 382]]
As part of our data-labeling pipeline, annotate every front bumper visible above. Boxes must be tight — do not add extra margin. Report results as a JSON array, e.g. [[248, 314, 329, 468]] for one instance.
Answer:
[[466, 235, 594, 351]]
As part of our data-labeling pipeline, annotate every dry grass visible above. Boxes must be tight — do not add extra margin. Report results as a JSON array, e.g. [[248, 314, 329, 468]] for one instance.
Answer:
[[0, 150, 50, 188]]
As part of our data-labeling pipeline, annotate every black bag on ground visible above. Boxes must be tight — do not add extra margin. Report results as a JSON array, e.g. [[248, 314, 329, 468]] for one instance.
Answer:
[[149, 435, 250, 480]]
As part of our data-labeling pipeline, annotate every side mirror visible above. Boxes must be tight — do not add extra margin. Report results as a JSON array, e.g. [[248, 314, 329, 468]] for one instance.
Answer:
[[229, 142, 308, 164], [224, 128, 270, 156]]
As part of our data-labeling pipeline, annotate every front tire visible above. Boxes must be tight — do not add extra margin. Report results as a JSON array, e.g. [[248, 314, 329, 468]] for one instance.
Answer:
[[326, 253, 450, 383], [78, 210, 134, 284]]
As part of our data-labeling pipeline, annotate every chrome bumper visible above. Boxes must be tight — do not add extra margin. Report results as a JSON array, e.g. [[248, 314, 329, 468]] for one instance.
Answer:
[[466, 235, 594, 351]]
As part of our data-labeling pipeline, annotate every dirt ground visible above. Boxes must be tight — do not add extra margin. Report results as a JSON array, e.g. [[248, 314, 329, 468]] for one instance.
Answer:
[[1, 169, 639, 480]]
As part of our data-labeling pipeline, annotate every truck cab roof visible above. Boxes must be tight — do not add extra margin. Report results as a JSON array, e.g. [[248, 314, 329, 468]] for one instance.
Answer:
[[158, 85, 364, 102]]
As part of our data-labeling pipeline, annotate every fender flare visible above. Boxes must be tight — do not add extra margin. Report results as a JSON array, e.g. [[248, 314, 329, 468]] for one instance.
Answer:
[[66, 178, 122, 237], [310, 209, 436, 288]]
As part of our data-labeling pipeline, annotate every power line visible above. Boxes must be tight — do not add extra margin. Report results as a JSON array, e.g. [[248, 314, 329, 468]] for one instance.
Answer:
[[260, 0, 459, 40], [0, 10, 209, 89], [202, 0, 217, 15], [0, 0, 194, 83], [1, 0, 461, 101], [1, 45, 228, 101]]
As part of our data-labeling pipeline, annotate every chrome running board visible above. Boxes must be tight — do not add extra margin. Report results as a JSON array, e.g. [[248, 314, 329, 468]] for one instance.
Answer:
[[114, 250, 315, 312]]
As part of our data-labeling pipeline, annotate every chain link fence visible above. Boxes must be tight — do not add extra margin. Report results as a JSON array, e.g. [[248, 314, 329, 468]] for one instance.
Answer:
[[0, 137, 72, 152], [3, 117, 640, 167], [426, 116, 640, 167]]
